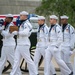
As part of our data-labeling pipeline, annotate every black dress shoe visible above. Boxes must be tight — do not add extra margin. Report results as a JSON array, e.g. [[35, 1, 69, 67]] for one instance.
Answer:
[[53, 74, 56, 75], [69, 72, 73, 75]]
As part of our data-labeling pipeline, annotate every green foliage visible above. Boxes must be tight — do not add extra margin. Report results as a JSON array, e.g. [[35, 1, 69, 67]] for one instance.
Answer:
[[36, 0, 75, 27]]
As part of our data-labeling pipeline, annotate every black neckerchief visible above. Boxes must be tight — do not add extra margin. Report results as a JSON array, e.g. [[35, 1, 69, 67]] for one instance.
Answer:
[[62, 24, 68, 32], [20, 19, 27, 25], [39, 24, 44, 28], [49, 25, 55, 32], [4, 22, 10, 30], [20, 19, 28, 29], [38, 24, 44, 32]]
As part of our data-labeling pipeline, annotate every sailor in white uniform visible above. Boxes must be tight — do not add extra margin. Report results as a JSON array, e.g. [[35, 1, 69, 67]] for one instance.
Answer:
[[10, 11, 37, 75], [60, 15, 75, 75], [44, 15, 73, 75], [0, 14, 21, 75], [34, 16, 56, 75]]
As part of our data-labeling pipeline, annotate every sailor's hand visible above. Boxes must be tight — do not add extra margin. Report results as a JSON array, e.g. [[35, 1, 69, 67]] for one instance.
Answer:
[[0, 26, 4, 30], [73, 49, 75, 54], [0, 26, 4, 33], [12, 31, 18, 35]]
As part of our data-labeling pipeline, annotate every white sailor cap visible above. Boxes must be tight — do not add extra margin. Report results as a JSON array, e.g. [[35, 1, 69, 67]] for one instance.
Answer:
[[20, 11, 29, 15], [6, 14, 13, 18], [49, 15, 58, 20], [38, 16, 45, 20], [60, 15, 69, 19]]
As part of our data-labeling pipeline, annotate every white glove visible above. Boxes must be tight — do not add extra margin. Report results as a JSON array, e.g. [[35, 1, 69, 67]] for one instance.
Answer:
[[54, 46, 59, 52], [0, 26, 4, 33], [73, 49, 75, 54], [69, 51, 73, 56], [12, 31, 18, 35], [0, 27, 3, 30], [45, 46, 48, 49]]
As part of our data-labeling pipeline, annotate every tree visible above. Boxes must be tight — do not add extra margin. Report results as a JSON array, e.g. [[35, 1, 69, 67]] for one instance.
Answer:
[[36, 0, 75, 27]]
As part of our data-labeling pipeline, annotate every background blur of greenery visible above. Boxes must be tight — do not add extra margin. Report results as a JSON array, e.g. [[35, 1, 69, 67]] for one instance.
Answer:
[[35, 0, 75, 27]]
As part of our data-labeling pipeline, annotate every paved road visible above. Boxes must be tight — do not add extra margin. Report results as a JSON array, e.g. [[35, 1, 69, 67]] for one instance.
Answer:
[[2, 52, 75, 75], [2, 70, 60, 75]]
